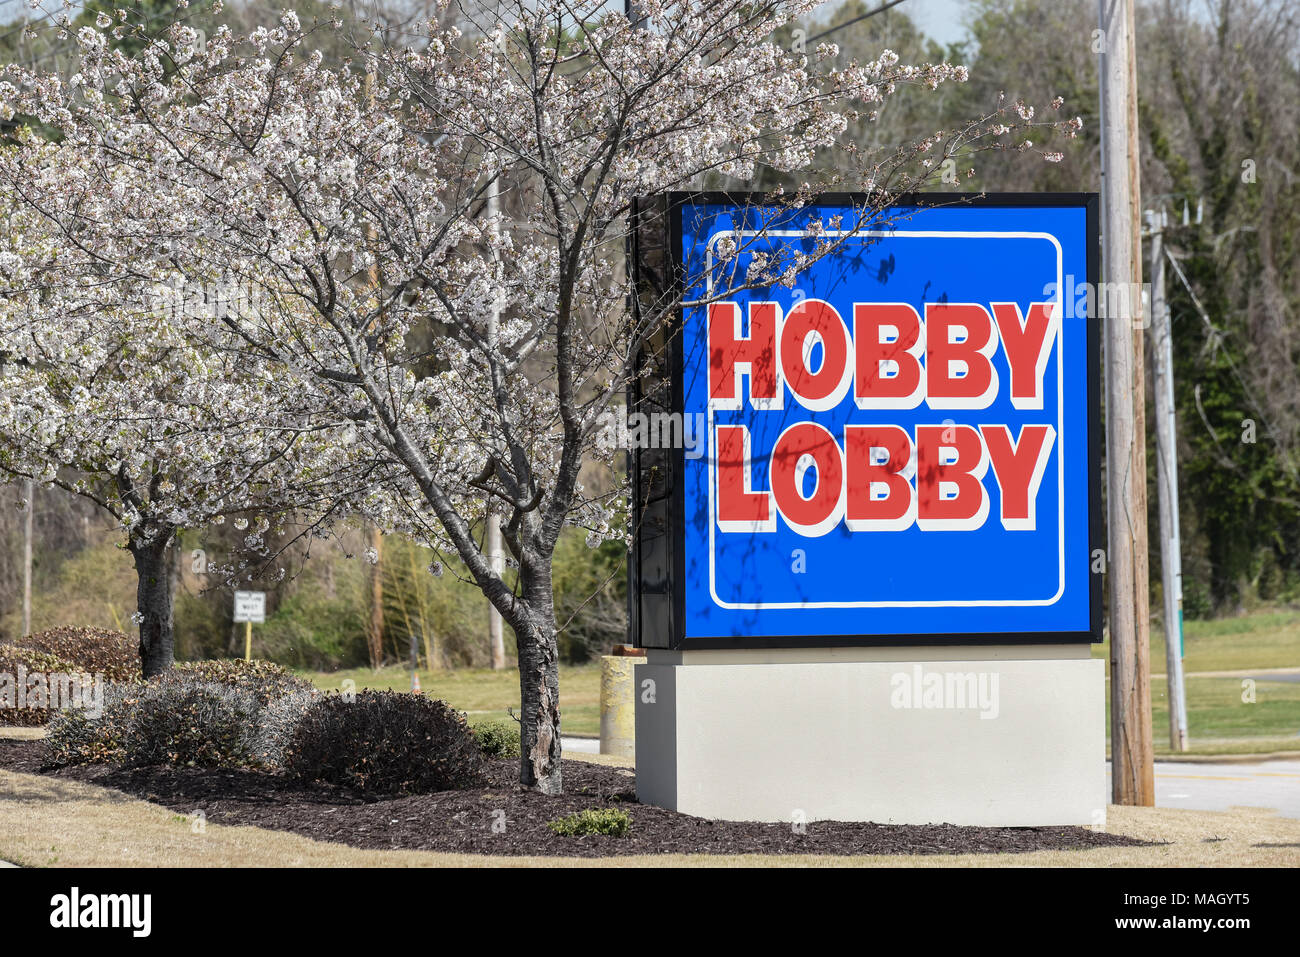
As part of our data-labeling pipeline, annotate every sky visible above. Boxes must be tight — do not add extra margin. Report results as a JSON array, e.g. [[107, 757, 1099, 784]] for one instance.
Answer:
[[887, 0, 968, 47], [7, 0, 976, 47]]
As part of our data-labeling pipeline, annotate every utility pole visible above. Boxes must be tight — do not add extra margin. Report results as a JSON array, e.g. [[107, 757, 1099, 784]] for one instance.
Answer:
[[486, 174, 507, 671], [1147, 209, 1189, 752], [21, 479, 33, 636], [1099, 0, 1154, 804]]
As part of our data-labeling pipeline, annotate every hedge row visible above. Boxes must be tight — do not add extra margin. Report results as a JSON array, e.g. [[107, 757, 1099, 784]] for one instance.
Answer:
[[43, 661, 516, 796]]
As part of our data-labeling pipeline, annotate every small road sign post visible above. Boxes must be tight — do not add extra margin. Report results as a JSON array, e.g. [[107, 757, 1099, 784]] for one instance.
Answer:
[[233, 590, 266, 662]]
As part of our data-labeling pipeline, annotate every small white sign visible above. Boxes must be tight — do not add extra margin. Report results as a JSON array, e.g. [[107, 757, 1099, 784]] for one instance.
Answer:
[[233, 590, 266, 624]]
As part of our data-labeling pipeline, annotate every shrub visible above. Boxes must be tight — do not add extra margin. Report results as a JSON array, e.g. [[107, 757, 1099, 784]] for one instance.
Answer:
[[16, 627, 139, 682], [546, 808, 631, 837], [473, 720, 521, 758], [156, 658, 314, 706], [284, 690, 482, 795], [250, 689, 318, 770], [0, 645, 83, 726], [125, 681, 262, 768], [44, 682, 142, 765]]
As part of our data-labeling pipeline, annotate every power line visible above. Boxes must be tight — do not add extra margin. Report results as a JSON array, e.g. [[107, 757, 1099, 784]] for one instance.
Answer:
[[806, 0, 909, 46]]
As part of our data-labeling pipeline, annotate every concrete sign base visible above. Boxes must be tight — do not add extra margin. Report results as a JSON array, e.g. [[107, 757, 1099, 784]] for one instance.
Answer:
[[635, 646, 1106, 827]]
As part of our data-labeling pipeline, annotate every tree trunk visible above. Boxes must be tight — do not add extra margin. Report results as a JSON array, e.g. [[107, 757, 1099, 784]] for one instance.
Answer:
[[130, 531, 176, 678], [514, 560, 562, 794]]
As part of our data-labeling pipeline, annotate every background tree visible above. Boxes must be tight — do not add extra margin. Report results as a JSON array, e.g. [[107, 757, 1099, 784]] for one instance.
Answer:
[[0, 170, 381, 674], [933, 0, 1300, 614]]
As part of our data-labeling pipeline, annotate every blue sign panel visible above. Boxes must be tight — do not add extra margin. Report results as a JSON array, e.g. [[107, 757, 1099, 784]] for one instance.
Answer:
[[673, 194, 1100, 643]]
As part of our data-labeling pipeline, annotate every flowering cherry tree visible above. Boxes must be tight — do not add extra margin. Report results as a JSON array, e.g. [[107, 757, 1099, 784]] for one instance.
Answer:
[[0, 254, 379, 675], [0, 2, 1072, 789]]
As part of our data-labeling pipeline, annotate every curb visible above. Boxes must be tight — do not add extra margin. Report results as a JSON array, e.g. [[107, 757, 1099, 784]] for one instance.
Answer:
[[1151, 750, 1300, 765]]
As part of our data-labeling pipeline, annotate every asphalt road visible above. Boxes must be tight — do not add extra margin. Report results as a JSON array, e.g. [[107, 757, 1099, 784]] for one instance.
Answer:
[[1106, 759, 1300, 819]]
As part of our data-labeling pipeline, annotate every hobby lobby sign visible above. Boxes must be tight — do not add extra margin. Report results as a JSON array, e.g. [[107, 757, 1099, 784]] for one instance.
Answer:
[[663, 194, 1100, 643], [709, 296, 1058, 536]]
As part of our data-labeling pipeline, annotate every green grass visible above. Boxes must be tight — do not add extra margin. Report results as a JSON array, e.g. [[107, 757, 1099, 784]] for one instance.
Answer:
[[298, 663, 603, 737], [1094, 607, 1300, 755], [1091, 607, 1300, 673], [1106, 675, 1300, 756], [294, 609, 1298, 756]]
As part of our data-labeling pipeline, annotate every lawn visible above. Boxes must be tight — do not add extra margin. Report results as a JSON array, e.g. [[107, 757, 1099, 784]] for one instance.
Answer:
[[296, 608, 1299, 753], [1095, 606, 1300, 755], [1091, 607, 1300, 673], [299, 662, 603, 737], [1106, 675, 1300, 756]]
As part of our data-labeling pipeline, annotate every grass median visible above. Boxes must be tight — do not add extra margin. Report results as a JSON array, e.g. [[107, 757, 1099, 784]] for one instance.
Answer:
[[297, 662, 603, 737], [291, 608, 1298, 754]]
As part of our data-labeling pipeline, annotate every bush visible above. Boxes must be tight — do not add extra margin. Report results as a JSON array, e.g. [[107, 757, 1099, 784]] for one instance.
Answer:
[[125, 681, 263, 768], [473, 720, 521, 758], [157, 658, 314, 706], [16, 626, 139, 682], [547, 808, 631, 837], [43, 662, 313, 770], [44, 682, 141, 765], [0, 645, 83, 726], [284, 690, 482, 795], [250, 688, 318, 770]]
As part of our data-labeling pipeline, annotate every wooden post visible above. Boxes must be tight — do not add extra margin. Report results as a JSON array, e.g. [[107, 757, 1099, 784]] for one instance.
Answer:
[[1099, 0, 1155, 804], [1148, 212, 1189, 751]]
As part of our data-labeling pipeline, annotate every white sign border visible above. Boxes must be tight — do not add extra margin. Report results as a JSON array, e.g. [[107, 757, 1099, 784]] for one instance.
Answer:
[[701, 228, 1068, 611]]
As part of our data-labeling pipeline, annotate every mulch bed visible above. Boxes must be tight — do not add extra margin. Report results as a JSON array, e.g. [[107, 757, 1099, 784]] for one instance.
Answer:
[[0, 738, 1149, 858]]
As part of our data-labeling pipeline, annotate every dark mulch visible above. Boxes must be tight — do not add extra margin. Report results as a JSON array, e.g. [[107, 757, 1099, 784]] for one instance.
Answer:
[[0, 738, 1149, 858]]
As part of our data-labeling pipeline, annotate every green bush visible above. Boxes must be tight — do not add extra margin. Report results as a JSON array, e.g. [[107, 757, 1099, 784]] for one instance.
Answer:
[[254, 585, 370, 671], [159, 658, 314, 706], [546, 808, 631, 837], [125, 680, 263, 768], [473, 719, 521, 758], [284, 690, 482, 795]]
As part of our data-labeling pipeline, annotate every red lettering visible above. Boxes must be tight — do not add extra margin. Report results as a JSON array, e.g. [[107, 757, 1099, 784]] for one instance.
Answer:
[[780, 299, 853, 410], [853, 303, 925, 409], [982, 424, 1056, 529], [709, 301, 781, 408], [925, 303, 999, 409], [992, 302, 1058, 410], [716, 425, 773, 532], [916, 424, 989, 530], [770, 422, 844, 536], [845, 425, 915, 531]]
